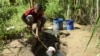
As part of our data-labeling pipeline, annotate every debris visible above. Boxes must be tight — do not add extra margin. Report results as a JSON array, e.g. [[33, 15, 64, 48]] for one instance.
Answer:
[[6, 26, 15, 31], [46, 46, 56, 56]]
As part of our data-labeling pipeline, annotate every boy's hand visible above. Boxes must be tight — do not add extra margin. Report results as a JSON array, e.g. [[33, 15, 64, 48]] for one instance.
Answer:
[[34, 34, 39, 39]]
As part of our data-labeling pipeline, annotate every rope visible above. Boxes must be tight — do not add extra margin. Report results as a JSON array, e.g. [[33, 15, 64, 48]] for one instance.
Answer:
[[37, 37, 48, 49], [31, 31, 48, 49]]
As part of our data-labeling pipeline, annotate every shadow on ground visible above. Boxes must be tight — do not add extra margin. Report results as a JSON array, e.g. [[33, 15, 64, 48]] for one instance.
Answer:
[[74, 27, 80, 30], [63, 26, 80, 30]]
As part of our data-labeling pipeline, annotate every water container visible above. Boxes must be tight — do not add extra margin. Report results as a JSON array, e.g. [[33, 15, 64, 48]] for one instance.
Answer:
[[53, 18, 63, 31], [66, 19, 74, 31], [58, 18, 63, 30], [53, 18, 59, 31]]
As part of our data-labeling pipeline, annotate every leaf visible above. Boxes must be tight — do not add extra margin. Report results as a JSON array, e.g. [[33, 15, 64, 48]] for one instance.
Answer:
[[85, 16, 100, 51]]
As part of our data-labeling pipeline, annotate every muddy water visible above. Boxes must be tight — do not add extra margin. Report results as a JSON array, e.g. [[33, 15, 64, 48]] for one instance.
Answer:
[[55, 50, 65, 56], [31, 30, 66, 56]]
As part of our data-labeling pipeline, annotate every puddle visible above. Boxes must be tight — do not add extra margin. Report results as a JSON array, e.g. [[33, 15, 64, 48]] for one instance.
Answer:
[[55, 50, 65, 56]]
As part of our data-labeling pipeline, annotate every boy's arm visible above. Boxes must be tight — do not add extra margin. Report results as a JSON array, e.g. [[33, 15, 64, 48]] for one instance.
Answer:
[[35, 20, 41, 38]]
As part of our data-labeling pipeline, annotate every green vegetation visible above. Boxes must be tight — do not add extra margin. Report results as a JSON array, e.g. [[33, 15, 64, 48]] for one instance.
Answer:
[[86, 0, 100, 50], [44, 0, 63, 19], [0, 0, 28, 51]]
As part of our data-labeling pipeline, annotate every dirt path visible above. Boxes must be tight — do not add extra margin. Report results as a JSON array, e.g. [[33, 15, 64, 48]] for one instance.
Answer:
[[63, 25, 100, 56]]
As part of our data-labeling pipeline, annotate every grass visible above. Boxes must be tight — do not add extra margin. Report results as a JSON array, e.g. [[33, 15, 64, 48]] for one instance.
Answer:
[[8, 5, 28, 31], [0, 4, 29, 52], [0, 5, 29, 38], [85, 16, 100, 51]]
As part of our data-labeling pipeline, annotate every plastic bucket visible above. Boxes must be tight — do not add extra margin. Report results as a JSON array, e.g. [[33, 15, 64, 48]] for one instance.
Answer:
[[66, 19, 74, 30], [58, 18, 63, 30], [53, 18, 59, 31], [53, 18, 63, 31]]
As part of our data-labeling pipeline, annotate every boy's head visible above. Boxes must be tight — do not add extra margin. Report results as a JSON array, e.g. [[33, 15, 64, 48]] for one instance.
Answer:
[[34, 3, 42, 13]]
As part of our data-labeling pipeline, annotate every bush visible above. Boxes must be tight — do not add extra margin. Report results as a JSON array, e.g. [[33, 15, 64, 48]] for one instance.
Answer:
[[44, 0, 63, 19], [0, 0, 10, 7], [0, 7, 17, 21], [22, 0, 28, 5]]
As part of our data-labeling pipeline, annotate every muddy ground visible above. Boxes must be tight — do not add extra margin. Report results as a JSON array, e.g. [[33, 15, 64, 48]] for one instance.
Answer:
[[1, 22, 100, 56]]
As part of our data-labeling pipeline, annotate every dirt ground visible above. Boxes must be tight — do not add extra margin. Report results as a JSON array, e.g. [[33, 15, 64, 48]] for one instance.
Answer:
[[45, 22, 100, 56], [1, 22, 100, 56]]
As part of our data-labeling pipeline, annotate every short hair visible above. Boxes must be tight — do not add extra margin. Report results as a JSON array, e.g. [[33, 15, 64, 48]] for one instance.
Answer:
[[34, 3, 42, 10]]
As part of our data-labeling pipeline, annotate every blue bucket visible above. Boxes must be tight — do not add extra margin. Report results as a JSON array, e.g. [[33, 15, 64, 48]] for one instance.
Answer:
[[66, 19, 74, 30], [58, 18, 63, 30], [53, 18, 63, 31]]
